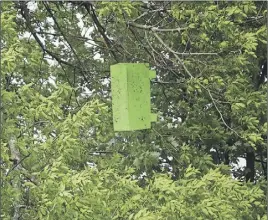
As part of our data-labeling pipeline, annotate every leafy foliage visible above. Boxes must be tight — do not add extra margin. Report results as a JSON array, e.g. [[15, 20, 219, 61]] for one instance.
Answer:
[[1, 1, 267, 219]]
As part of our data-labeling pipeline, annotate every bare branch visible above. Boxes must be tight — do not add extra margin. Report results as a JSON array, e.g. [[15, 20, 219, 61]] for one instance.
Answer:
[[128, 21, 186, 32], [174, 52, 218, 56], [19, 3, 75, 68], [151, 31, 241, 137], [206, 89, 242, 138], [152, 31, 194, 79], [151, 80, 183, 85], [6, 153, 31, 177], [83, 2, 119, 62]]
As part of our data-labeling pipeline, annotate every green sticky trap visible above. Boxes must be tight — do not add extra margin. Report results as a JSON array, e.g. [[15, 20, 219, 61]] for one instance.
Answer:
[[150, 113, 157, 122], [111, 63, 157, 131]]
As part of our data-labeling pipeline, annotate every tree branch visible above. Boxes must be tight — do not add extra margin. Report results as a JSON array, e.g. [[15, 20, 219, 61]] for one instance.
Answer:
[[6, 153, 31, 177], [174, 52, 218, 56], [19, 2, 93, 87], [19, 3, 75, 68], [152, 31, 194, 79], [83, 2, 119, 62], [128, 21, 186, 32], [152, 31, 241, 138]]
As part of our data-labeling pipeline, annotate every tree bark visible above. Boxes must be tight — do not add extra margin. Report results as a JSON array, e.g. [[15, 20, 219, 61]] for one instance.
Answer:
[[9, 136, 22, 220], [245, 150, 255, 182], [224, 151, 230, 165]]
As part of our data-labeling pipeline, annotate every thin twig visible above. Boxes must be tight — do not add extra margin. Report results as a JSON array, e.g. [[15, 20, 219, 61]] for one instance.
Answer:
[[206, 89, 242, 138], [152, 31, 194, 79], [128, 21, 186, 32], [152, 31, 241, 137], [174, 52, 218, 55], [151, 80, 183, 85], [6, 153, 31, 177], [43, 2, 91, 86], [84, 2, 119, 62]]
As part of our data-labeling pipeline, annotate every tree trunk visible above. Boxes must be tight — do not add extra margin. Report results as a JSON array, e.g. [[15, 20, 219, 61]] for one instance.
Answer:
[[245, 150, 255, 182], [9, 136, 22, 220], [224, 151, 230, 165]]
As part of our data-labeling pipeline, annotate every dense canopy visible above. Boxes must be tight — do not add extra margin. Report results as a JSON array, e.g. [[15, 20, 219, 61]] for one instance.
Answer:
[[1, 1, 267, 219]]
